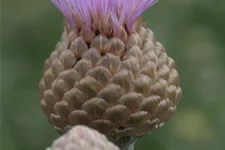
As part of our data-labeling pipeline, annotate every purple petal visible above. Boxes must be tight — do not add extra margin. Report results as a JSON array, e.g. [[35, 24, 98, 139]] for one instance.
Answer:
[[50, 0, 158, 32]]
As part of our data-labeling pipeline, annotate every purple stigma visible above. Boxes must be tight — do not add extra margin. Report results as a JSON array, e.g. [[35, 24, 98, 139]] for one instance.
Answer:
[[51, 0, 158, 32]]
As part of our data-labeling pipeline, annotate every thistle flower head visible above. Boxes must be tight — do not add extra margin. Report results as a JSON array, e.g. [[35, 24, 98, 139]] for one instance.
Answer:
[[40, 0, 181, 145], [47, 126, 119, 150], [51, 0, 157, 33]]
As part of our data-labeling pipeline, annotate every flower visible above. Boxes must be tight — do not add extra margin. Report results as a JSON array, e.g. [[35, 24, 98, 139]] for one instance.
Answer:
[[51, 0, 158, 32], [40, 0, 181, 146], [47, 125, 119, 150]]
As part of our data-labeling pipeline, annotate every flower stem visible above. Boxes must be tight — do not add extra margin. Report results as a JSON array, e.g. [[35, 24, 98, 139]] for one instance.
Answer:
[[110, 136, 136, 150], [122, 142, 135, 150]]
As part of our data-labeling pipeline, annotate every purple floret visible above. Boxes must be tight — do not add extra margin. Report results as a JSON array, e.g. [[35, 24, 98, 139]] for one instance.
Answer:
[[51, 0, 158, 32]]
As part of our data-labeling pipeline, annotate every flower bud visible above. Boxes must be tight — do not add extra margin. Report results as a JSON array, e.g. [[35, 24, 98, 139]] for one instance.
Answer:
[[47, 126, 119, 150]]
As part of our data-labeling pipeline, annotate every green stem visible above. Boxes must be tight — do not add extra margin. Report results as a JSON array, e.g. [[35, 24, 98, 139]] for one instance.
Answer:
[[122, 142, 135, 150], [110, 136, 136, 150]]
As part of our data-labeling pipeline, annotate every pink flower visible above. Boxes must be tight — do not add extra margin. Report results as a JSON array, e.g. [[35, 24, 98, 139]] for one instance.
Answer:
[[51, 0, 157, 32]]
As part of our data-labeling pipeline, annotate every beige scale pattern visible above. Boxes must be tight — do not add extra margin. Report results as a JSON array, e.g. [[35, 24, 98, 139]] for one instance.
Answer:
[[39, 20, 182, 138], [47, 126, 119, 150]]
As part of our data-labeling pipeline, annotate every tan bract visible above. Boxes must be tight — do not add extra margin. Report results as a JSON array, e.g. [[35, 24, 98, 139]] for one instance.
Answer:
[[39, 19, 181, 138]]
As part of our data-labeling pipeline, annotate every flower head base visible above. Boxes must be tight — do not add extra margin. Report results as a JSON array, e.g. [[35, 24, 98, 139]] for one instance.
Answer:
[[51, 0, 157, 35]]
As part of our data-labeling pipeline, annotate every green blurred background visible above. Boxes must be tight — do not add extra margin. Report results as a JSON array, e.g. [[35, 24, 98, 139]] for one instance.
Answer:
[[1, 0, 225, 150]]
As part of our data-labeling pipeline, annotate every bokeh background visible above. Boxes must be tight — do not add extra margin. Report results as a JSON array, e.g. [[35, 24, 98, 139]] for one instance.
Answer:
[[1, 0, 225, 150]]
